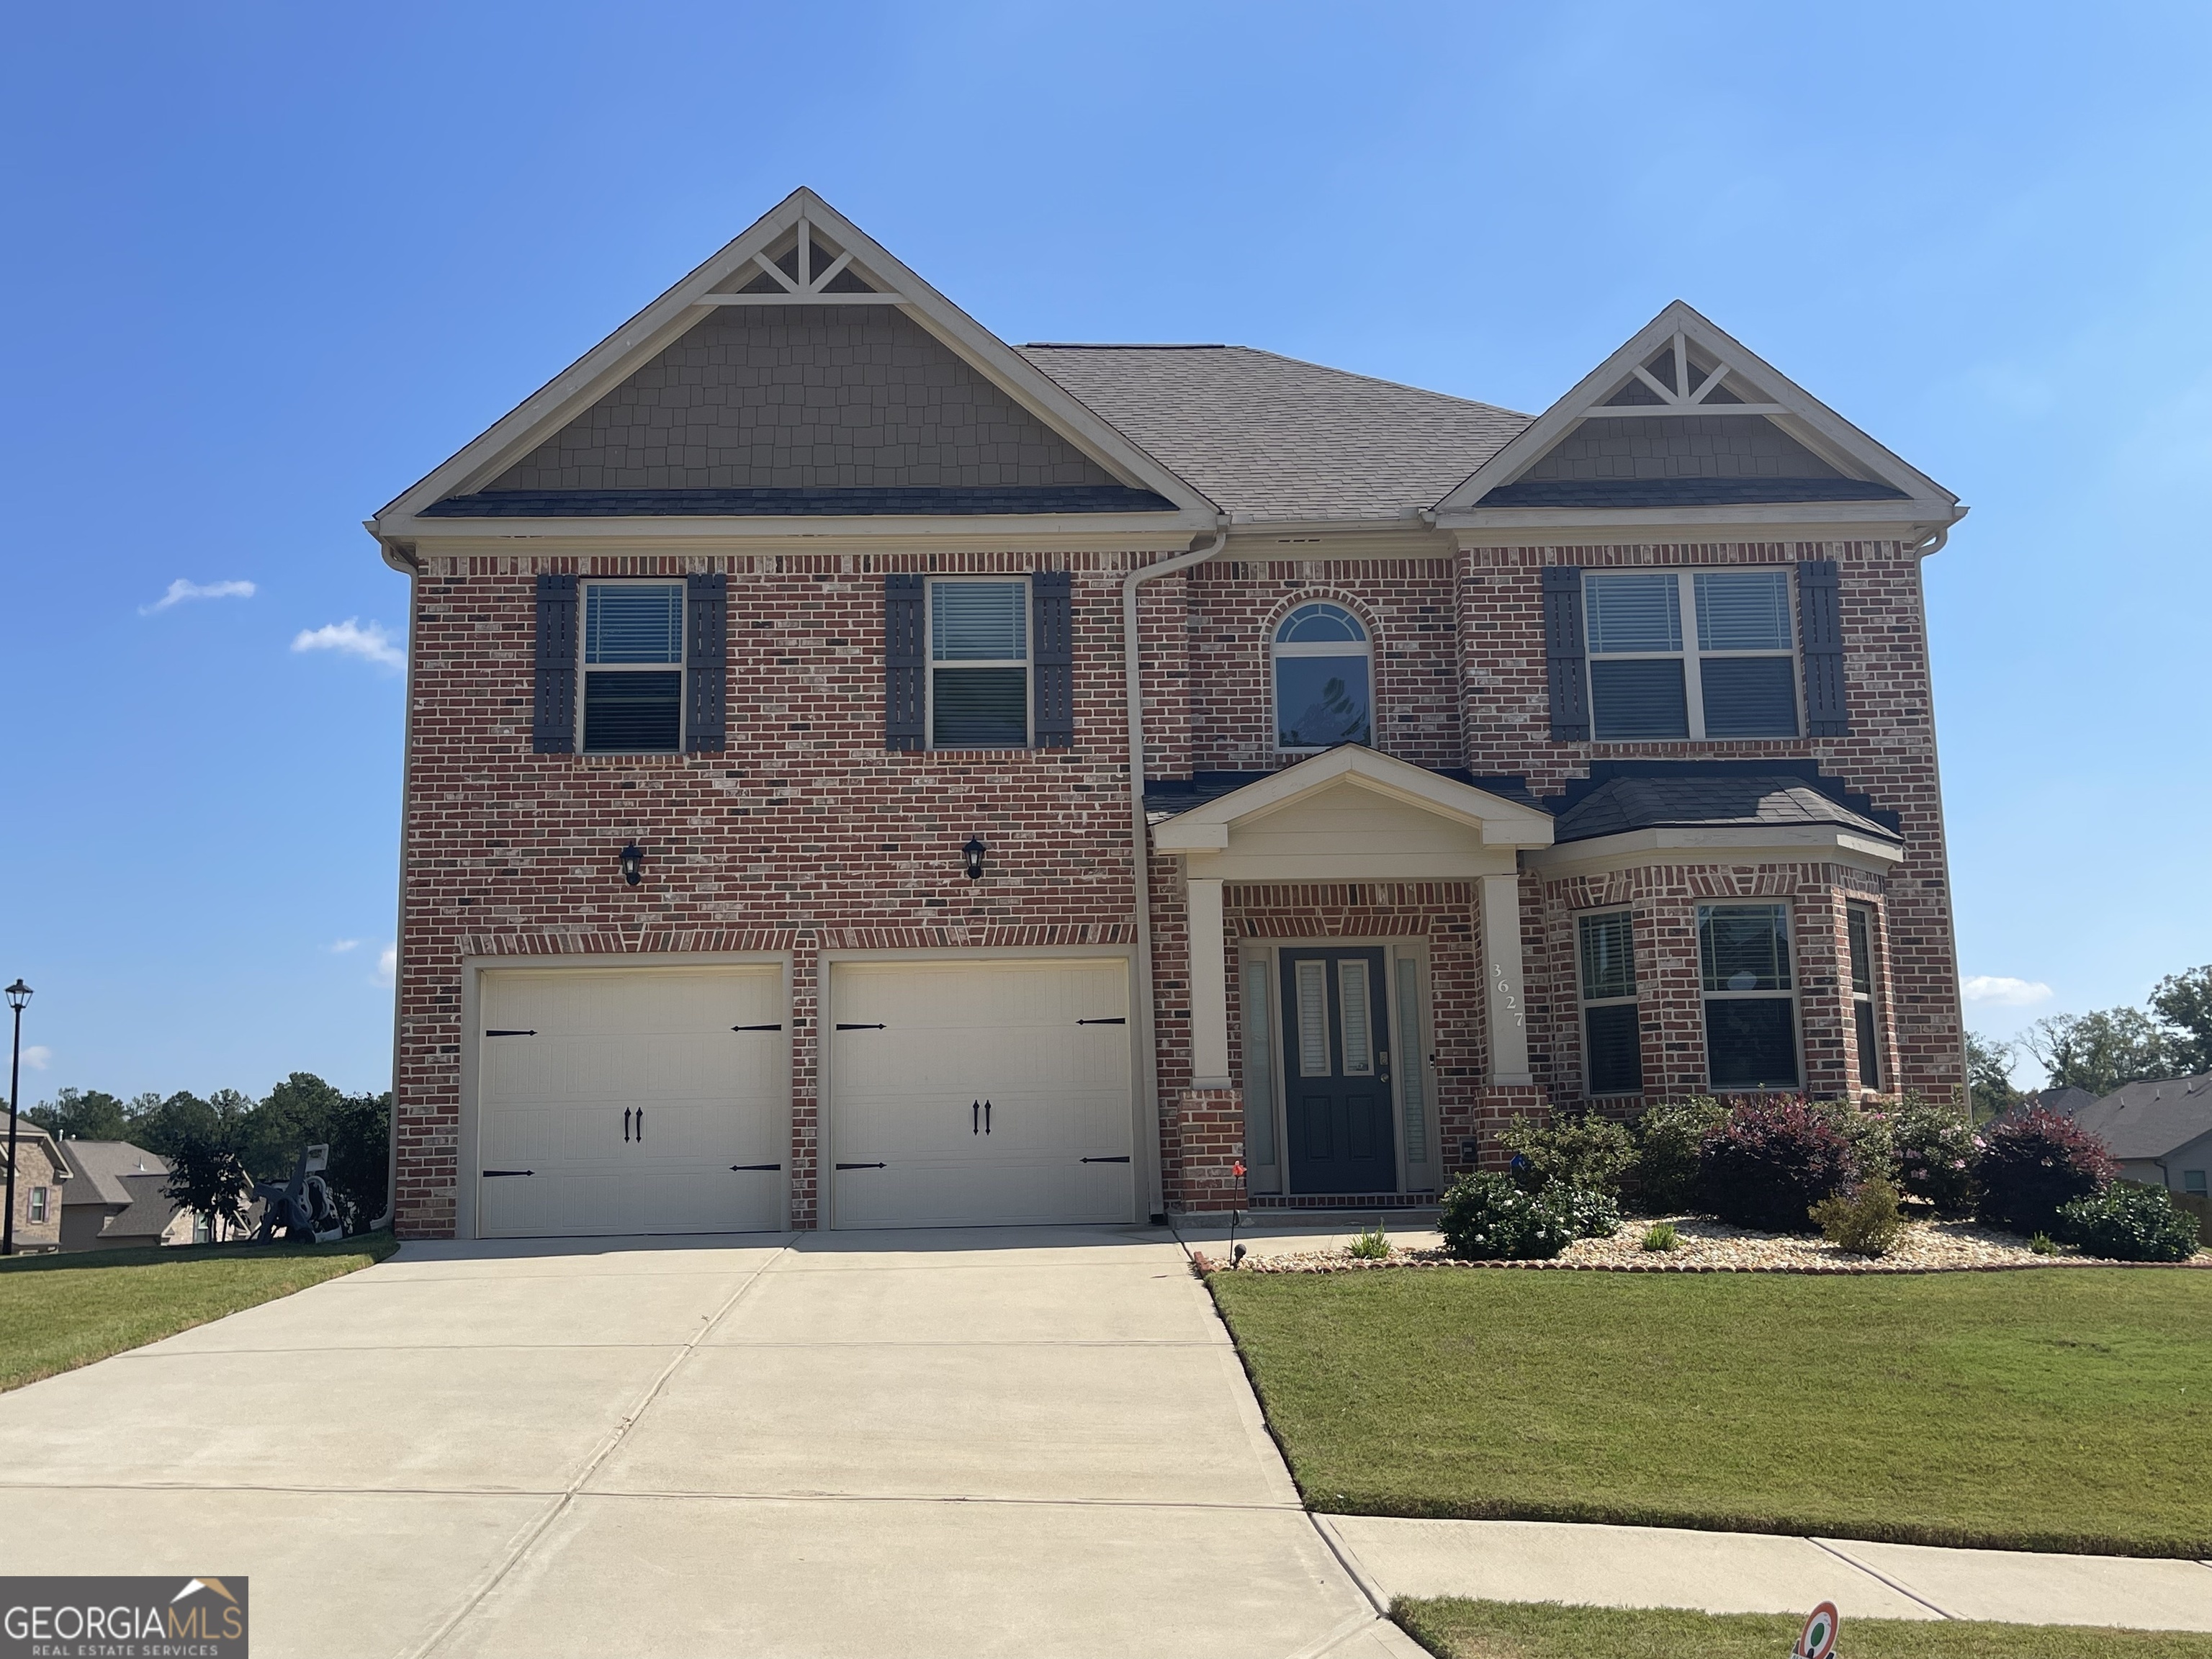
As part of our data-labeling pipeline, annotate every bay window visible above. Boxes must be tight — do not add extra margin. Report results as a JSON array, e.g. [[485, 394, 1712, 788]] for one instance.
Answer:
[[1576, 909, 1643, 1095], [1846, 903, 1882, 1092], [1699, 902, 1800, 1089]]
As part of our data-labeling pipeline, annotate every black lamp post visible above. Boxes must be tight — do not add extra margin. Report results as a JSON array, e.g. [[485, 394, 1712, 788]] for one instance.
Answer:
[[962, 837, 986, 881], [619, 843, 644, 887], [3, 979, 30, 1257]]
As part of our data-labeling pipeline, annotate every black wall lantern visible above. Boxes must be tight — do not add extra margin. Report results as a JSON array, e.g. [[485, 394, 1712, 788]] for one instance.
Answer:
[[962, 837, 986, 881], [619, 842, 644, 887]]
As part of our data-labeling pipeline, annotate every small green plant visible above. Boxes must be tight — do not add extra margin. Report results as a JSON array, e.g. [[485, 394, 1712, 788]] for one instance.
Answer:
[[2056, 1184, 2203, 1262], [1639, 1221, 1680, 1253], [2029, 1232, 2060, 1256], [1346, 1223, 1390, 1260], [1809, 1179, 1907, 1257]]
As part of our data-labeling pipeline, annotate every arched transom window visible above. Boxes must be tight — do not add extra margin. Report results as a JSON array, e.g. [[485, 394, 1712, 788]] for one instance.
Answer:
[[1273, 603, 1372, 751]]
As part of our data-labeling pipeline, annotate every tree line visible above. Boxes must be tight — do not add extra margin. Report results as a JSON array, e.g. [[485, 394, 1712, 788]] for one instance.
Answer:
[[28, 1074, 389, 1236], [1970, 962, 2212, 1120]]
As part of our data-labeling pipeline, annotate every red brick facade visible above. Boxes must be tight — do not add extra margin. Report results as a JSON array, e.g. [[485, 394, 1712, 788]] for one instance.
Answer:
[[390, 534, 1962, 1236]]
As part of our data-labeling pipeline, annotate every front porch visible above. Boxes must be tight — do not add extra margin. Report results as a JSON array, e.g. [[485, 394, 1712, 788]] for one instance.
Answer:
[[1148, 747, 1556, 1213]]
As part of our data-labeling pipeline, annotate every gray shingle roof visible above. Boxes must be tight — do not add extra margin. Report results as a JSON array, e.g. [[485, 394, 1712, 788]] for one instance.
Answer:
[[1017, 345, 1529, 523], [56, 1141, 168, 1210], [1552, 775, 1902, 845], [2051, 1074, 2212, 1163]]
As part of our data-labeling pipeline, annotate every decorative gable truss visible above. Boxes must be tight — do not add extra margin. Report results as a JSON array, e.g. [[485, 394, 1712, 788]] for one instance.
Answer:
[[369, 189, 1218, 559], [1433, 301, 1964, 543]]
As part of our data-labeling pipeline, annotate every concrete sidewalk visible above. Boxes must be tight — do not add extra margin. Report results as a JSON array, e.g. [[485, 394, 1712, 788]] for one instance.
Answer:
[[1321, 1514, 2212, 1632], [0, 1228, 1421, 1659]]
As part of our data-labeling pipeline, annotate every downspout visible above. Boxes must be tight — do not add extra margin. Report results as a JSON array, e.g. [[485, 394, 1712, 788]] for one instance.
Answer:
[[1125, 524, 1230, 1222]]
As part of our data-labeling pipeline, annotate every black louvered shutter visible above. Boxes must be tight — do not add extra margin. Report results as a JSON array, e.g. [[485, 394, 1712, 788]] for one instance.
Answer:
[[533, 573, 577, 753], [1797, 559, 1847, 736], [1030, 570, 1074, 749], [1541, 565, 1590, 742], [685, 570, 728, 752], [884, 574, 925, 752]]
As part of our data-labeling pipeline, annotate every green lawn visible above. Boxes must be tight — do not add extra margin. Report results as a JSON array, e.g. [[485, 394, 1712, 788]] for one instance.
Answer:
[[0, 1234, 397, 1393], [1207, 1267, 2212, 1556], [1394, 1599, 2212, 1659]]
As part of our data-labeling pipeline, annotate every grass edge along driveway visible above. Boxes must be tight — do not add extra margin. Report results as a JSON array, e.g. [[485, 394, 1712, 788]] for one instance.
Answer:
[[1206, 1266, 2212, 1558], [1392, 1598, 2212, 1659], [0, 1233, 397, 1393]]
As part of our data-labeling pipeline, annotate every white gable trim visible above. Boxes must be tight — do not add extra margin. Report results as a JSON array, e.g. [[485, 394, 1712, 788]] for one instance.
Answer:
[[1431, 301, 1964, 530], [370, 189, 1217, 549], [1149, 745, 1555, 852]]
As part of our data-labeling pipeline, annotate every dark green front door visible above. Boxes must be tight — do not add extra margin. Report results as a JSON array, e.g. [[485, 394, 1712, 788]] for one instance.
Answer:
[[1280, 947, 1397, 1193]]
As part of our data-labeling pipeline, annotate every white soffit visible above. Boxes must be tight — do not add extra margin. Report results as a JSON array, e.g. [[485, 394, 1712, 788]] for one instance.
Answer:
[[371, 187, 1217, 539], [1431, 300, 1964, 531], [1150, 745, 1555, 851]]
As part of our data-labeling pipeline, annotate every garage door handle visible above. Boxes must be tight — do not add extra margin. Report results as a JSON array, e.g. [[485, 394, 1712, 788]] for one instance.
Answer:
[[730, 1162, 782, 1172], [835, 1022, 886, 1030], [972, 1100, 979, 1136], [984, 1100, 992, 1134], [483, 1169, 535, 1177], [1077, 1017, 1125, 1025], [635, 1107, 644, 1143], [835, 1162, 886, 1171], [732, 1023, 783, 1032], [1081, 1156, 1130, 1164], [624, 1108, 631, 1142], [485, 1028, 536, 1037]]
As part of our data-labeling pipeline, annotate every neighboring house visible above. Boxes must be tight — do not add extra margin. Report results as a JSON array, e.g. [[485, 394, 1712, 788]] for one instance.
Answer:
[[3, 1125, 71, 1253], [56, 1141, 196, 1251], [2039, 1075, 2212, 1195], [367, 187, 1968, 1241]]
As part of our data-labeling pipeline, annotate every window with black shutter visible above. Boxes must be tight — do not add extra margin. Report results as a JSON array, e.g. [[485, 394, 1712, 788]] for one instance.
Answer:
[[580, 582, 685, 753], [1582, 568, 1801, 741]]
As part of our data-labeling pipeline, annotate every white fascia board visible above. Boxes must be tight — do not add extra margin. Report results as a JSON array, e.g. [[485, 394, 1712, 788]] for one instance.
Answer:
[[1441, 501, 1968, 546], [1148, 746, 1555, 850], [1527, 825, 1906, 878], [389, 509, 1213, 555], [371, 187, 1216, 540], [1431, 300, 1963, 519]]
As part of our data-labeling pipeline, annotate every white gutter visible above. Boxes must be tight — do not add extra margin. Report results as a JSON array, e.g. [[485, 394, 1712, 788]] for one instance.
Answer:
[[1123, 524, 1230, 1221]]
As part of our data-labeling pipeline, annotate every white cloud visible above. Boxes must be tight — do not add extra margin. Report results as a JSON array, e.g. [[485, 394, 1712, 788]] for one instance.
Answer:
[[141, 577, 256, 615], [293, 619, 405, 672], [1962, 975, 2054, 1007], [327, 938, 361, 954], [375, 944, 397, 988], [20, 1046, 49, 1071]]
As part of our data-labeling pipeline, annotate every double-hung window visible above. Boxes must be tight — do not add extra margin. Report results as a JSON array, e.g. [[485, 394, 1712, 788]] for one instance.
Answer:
[[583, 583, 685, 753], [929, 579, 1030, 749], [27, 1186, 46, 1223], [1577, 910, 1642, 1095], [1846, 904, 1882, 1092], [1586, 570, 1799, 740], [1699, 902, 1800, 1089]]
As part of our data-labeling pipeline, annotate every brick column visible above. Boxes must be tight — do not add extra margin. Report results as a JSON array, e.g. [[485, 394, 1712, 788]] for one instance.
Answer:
[[1170, 1088, 1246, 1212]]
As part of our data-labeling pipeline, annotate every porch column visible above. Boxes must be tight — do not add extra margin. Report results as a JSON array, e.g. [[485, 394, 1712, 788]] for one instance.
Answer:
[[1480, 872, 1532, 1086], [1187, 876, 1231, 1089]]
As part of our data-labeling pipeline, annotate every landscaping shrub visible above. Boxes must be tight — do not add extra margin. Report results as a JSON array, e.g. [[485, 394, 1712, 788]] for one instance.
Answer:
[[2056, 1184, 2203, 1263], [1439, 1173, 1578, 1260], [1630, 1096, 1729, 1213], [1553, 1185, 1622, 1240], [1638, 1221, 1680, 1253], [1499, 1111, 1637, 1197], [1887, 1093, 1978, 1216], [1698, 1097, 1856, 1233], [1809, 1179, 1907, 1256], [1973, 1107, 2114, 1236]]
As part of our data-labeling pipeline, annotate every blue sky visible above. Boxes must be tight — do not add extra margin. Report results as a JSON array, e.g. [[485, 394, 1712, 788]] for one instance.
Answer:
[[3, 2, 2206, 1102]]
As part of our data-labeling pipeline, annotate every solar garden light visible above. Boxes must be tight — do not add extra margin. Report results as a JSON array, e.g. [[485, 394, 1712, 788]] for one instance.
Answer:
[[619, 843, 644, 887], [962, 837, 986, 881], [3, 979, 31, 1257]]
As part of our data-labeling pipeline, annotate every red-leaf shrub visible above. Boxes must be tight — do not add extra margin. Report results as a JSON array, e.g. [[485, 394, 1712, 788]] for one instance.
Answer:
[[1698, 1097, 1856, 1233], [1974, 1107, 2115, 1236]]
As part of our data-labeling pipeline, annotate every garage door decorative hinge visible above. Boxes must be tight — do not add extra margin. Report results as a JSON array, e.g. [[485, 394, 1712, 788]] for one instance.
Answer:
[[731, 1023, 783, 1032], [835, 1022, 886, 1030], [484, 1029, 537, 1037], [1076, 1017, 1126, 1025], [1080, 1156, 1132, 1164], [835, 1161, 887, 1170], [483, 1169, 536, 1177], [729, 1163, 783, 1172]]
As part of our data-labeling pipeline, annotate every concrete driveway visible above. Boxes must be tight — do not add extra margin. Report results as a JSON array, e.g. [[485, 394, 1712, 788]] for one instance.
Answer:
[[0, 1228, 1414, 1658]]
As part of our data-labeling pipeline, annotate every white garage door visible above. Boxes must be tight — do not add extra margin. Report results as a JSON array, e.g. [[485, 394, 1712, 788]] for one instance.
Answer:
[[475, 966, 786, 1238], [827, 958, 1135, 1229]]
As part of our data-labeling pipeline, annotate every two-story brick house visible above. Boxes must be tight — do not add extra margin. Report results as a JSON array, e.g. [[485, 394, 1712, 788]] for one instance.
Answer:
[[370, 189, 1966, 1239]]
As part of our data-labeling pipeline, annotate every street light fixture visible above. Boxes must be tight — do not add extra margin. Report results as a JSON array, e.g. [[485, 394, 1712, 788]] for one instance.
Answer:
[[3, 979, 31, 1258]]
